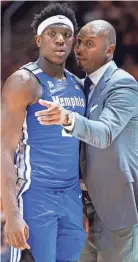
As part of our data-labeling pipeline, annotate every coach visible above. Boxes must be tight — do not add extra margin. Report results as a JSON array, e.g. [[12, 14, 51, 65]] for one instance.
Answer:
[[36, 20, 138, 262]]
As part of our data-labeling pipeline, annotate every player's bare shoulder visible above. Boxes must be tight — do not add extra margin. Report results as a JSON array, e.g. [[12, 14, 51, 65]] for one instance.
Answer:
[[2, 69, 42, 107]]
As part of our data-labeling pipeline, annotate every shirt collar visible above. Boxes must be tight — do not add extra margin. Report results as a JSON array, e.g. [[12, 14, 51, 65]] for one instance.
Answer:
[[88, 60, 112, 86]]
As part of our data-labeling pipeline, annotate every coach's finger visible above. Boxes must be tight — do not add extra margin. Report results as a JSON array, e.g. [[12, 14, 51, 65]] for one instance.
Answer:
[[38, 99, 53, 108], [37, 113, 61, 122], [39, 118, 61, 125], [35, 106, 61, 116]]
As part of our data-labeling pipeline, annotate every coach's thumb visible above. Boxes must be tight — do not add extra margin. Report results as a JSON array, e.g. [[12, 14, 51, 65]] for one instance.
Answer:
[[39, 99, 52, 108]]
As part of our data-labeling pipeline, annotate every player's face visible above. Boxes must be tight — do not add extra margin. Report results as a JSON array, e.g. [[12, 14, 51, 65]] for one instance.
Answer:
[[36, 24, 74, 65], [74, 25, 109, 74]]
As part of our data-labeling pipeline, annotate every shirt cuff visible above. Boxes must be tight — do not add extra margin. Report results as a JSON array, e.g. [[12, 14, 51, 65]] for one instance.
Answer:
[[62, 112, 75, 132]]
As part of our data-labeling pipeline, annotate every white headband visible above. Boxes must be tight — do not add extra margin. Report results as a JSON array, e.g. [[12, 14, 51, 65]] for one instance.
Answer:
[[37, 15, 74, 35]]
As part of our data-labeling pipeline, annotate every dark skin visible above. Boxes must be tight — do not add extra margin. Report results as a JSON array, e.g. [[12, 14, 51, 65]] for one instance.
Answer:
[[74, 22, 115, 74], [36, 24, 73, 78], [1, 24, 74, 250], [35, 22, 116, 126], [33, 21, 116, 239]]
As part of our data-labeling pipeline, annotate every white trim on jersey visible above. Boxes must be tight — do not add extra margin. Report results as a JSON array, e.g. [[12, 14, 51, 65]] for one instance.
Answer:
[[20, 62, 32, 70], [11, 115, 31, 262], [33, 68, 43, 75], [65, 69, 84, 88], [10, 247, 21, 262]]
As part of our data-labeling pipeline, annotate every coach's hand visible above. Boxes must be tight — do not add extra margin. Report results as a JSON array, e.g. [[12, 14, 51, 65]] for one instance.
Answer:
[[5, 214, 30, 250], [35, 99, 68, 125]]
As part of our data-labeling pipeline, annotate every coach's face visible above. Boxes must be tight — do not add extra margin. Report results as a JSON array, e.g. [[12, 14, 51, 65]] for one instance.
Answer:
[[74, 24, 111, 74], [36, 24, 74, 65]]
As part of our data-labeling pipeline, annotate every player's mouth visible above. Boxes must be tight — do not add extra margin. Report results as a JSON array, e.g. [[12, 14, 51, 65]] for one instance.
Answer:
[[54, 49, 66, 57]]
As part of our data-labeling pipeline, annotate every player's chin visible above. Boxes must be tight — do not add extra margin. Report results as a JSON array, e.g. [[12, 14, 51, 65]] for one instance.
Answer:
[[52, 53, 68, 65], [53, 58, 66, 65]]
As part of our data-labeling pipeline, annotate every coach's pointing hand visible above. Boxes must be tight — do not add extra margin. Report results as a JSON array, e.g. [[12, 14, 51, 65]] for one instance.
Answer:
[[5, 215, 30, 250], [35, 99, 70, 126]]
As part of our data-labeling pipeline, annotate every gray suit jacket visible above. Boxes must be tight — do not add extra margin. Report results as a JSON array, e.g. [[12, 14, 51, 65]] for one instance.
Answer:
[[72, 61, 138, 230]]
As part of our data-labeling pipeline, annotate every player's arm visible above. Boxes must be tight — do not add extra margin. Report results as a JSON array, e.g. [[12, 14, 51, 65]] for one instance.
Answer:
[[1, 69, 40, 249], [35, 78, 138, 148]]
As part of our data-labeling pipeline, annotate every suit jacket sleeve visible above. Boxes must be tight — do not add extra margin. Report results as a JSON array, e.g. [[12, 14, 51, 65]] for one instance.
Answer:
[[72, 77, 138, 148]]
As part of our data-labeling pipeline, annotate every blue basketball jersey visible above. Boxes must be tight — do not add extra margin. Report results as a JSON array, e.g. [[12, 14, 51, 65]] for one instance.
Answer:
[[15, 62, 86, 197]]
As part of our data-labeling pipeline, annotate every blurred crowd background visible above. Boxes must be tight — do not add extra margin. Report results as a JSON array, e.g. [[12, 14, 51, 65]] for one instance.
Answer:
[[1, 1, 138, 261]]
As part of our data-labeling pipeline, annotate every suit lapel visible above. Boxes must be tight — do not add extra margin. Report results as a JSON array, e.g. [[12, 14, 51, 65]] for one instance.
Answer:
[[86, 61, 118, 117], [86, 76, 106, 117]]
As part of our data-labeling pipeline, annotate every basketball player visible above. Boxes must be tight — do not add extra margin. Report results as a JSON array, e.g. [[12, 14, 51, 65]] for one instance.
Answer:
[[1, 3, 86, 262]]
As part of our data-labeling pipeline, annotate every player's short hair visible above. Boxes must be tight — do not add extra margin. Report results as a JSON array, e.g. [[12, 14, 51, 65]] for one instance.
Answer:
[[31, 2, 78, 34]]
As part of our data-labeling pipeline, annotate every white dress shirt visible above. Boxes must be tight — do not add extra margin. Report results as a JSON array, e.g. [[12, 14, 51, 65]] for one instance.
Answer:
[[63, 61, 112, 132], [87, 60, 112, 103]]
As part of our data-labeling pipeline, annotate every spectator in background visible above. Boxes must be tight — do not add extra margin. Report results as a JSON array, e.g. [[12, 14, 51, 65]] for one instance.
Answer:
[[123, 54, 138, 81], [1, 1, 138, 82]]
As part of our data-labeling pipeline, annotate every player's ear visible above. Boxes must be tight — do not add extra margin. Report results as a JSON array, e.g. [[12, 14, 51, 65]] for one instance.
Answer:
[[35, 35, 41, 48]]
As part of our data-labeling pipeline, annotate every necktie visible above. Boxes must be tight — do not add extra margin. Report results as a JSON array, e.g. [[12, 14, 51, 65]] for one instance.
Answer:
[[84, 76, 92, 105]]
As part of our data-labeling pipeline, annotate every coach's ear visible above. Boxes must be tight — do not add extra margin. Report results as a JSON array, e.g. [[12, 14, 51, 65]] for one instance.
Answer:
[[35, 35, 41, 48]]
